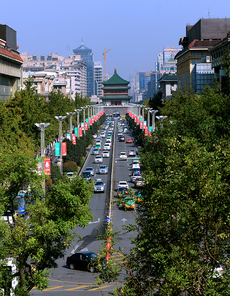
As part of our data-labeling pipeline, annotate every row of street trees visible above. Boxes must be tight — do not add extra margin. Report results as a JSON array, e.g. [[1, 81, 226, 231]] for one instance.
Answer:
[[97, 84, 230, 295], [0, 80, 99, 295]]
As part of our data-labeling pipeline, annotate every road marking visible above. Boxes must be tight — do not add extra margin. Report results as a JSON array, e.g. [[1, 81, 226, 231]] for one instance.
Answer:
[[121, 218, 128, 225], [43, 286, 64, 291], [71, 245, 79, 254], [89, 284, 113, 291], [80, 247, 88, 251], [89, 218, 100, 224], [65, 285, 89, 291]]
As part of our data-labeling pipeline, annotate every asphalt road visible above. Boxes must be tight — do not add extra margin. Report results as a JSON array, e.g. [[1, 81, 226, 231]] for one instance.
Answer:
[[31, 119, 138, 296]]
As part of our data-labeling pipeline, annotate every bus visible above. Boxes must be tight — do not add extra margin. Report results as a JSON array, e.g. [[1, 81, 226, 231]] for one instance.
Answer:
[[15, 190, 27, 216]]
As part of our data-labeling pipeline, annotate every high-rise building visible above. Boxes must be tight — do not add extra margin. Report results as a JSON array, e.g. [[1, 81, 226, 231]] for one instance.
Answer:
[[94, 61, 103, 96], [73, 41, 94, 97]]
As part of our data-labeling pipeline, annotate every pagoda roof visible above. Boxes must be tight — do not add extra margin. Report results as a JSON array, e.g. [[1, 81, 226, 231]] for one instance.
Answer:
[[103, 68, 130, 85]]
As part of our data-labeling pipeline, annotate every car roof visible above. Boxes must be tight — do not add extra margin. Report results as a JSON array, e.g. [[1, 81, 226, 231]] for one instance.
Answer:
[[86, 167, 93, 170], [75, 251, 97, 255]]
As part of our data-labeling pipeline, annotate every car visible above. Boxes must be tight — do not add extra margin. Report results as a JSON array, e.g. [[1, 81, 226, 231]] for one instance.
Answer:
[[118, 136, 125, 142], [132, 168, 141, 175], [117, 132, 123, 137], [124, 128, 128, 134], [94, 155, 103, 163], [131, 172, 142, 182], [123, 197, 135, 210], [117, 187, 129, 198], [95, 144, 101, 150], [126, 138, 132, 143], [128, 150, 136, 157], [98, 165, 108, 174], [93, 134, 97, 139], [66, 172, 76, 180], [119, 152, 127, 160], [66, 251, 98, 272], [132, 162, 140, 169], [100, 132, 105, 138], [135, 176, 145, 187], [82, 171, 91, 181], [106, 139, 112, 144], [92, 148, 99, 155], [118, 181, 129, 189], [102, 151, 110, 158], [95, 140, 102, 146], [1, 210, 13, 225], [85, 167, 94, 176], [94, 179, 105, 193], [103, 143, 111, 150]]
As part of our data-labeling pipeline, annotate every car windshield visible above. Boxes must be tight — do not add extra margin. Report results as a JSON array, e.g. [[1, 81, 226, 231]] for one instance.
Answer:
[[86, 168, 93, 171], [100, 165, 106, 168], [96, 181, 103, 185]]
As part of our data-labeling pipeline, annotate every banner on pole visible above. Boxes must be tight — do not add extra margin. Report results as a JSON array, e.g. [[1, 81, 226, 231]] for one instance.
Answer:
[[44, 158, 51, 175], [62, 142, 67, 156], [72, 133, 76, 144], [55, 143, 60, 156]]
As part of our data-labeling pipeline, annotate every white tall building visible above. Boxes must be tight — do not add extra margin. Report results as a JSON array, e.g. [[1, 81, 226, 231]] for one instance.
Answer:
[[94, 61, 103, 96]]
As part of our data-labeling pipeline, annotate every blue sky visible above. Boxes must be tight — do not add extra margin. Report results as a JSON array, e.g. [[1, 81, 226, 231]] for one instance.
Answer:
[[1, 0, 229, 80]]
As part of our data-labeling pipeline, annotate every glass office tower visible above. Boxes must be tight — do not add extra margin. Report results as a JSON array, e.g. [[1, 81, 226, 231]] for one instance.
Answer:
[[73, 41, 95, 97]]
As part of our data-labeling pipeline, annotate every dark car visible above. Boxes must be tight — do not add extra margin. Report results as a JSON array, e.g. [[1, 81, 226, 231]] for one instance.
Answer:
[[66, 251, 98, 272], [82, 171, 91, 181], [119, 136, 125, 142]]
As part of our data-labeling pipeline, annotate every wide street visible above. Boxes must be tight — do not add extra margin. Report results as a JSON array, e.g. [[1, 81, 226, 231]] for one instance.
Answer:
[[31, 117, 138, 296]]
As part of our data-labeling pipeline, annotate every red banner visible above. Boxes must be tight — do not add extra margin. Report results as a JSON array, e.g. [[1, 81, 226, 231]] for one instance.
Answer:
[[44, 158, 51, 175], [134, 116, 137, 122], [72, 133, 76, 145], [85, 122, 88, 130], [144, 126, 148, 136], [137, 117, 140, 125], [79, 127, 83, 137], [140, 121, 143, 129], [89, 118, 92, 126], [62, 142, 67, 156]]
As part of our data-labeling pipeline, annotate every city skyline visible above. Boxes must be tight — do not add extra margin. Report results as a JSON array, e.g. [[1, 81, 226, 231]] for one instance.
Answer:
[[1, 0, 229, 80]]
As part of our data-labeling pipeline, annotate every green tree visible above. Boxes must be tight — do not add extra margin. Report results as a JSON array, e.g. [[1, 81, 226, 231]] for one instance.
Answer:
[[119, 87, 230, 295], [0, 146, 94, 295]]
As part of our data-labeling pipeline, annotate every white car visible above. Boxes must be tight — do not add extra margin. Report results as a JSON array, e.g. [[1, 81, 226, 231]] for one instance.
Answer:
[[94, 155, 103, 163], [119, 152, 127, 160], [103, 143, 111, 150], [118, 181, 129, 189], [102, 151, 110, 158]]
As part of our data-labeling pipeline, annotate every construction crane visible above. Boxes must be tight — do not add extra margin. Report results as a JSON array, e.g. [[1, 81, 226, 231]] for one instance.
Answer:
[[103, 48, 111, 81]]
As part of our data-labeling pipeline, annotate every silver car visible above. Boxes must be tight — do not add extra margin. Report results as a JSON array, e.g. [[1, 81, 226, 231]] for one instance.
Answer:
[[94, 155, 103, 163], [98, 165, 108, 174], [94, 179, 105, 193], [85, 167, 94, 176]]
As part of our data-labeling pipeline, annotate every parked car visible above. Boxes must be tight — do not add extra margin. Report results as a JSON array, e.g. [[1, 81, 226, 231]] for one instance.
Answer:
[[66, 251, 98, 272], [94, 155, 103, 163], [85, 167, 94, 176], [94, 179, 105, 193], [118, 181, 129, 189], [102, 151, 110, 158], [126, 138, 132, 143], [98, 165, 108, 174], [122, 197, 135, 210]]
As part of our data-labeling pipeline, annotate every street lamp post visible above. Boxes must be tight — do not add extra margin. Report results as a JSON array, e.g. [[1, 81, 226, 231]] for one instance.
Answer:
[[55, 116, 66, 175], [74, 109, 81, 139], [81, 107, 86, 135], [66, 111, 75, 140], [34, 123, 50, 196], [150, 110, 158, 131], [156, 115, 167, 128]]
